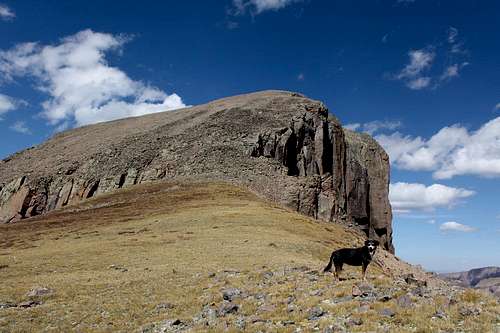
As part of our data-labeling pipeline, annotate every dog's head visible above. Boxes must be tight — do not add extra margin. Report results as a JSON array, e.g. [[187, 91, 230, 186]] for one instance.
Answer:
[[364, 239, 379, 253]]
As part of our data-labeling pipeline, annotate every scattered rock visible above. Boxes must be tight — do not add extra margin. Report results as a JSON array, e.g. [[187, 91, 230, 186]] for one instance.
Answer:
[[254, 292, 266, 300], [379, 308, 396, 317], [258, 304, 276, 312], [109, 264, 128, 272], [358, 303, 371, 313], [433, 310, 447, 319], [172, 319, 183, 326], [378, 294, 392, 302], [0, 301, 16, 309], [352, 285, 362, 297], [307, 306, 326, 320], [218, 302, 239, 317], [459, 306, 481, 317], [346, 317, 363, 326], [207, 272, 216, 278], [18, 300, 41, 308], [142, 319, 188, 332], [156, 303, 175, 312], [404, 274, 427, 287], [222, 288, 242, 301], [282, 320, 295, 326], [411, 287, 426, 297], [396, 294, 413, 308], [235, 316, 246, 330], [26, 287, 53, 298], [358, 282, 374, 294], [309, 289, 323, 296], [194, 306, 217, 326]]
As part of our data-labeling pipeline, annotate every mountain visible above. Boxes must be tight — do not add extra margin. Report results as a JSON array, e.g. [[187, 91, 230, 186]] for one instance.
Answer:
[[0, 91, 393, 252], [440, 267, 500, 297], [0, 91, 498, 332]]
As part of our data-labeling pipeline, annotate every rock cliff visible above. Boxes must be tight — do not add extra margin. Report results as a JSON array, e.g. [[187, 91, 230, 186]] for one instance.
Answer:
[[0, 91, 393, 252]]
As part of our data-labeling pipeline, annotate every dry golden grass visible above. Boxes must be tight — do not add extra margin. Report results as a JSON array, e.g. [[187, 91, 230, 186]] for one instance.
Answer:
[[0, 181, 498, 332], [0, 181, 363, 332]]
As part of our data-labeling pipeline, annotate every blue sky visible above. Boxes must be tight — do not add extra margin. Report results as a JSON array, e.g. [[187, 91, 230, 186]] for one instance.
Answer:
[[0, 0, 499, 272]]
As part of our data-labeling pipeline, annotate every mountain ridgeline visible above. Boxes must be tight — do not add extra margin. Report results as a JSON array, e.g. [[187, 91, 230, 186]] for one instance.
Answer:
[[0, 91, 393, 252]]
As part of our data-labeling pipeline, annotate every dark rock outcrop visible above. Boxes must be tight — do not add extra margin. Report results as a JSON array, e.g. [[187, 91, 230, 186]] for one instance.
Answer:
[[0, 91, 394, 251]]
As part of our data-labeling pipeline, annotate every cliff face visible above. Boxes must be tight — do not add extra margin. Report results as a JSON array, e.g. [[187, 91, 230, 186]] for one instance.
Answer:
[[440, 267, 500, 298], [0, 91, 393, 252]]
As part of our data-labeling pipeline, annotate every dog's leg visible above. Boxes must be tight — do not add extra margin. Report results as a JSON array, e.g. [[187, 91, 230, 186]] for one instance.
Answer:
[[335, 265, 342, 281], [362, 263, 367, 281]]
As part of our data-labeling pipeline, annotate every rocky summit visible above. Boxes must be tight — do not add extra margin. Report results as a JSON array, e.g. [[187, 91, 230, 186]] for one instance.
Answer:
[[0, 90, 393, 252]]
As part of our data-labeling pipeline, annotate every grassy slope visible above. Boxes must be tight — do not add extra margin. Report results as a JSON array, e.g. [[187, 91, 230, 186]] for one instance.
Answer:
[[0, 182, 498, 332]]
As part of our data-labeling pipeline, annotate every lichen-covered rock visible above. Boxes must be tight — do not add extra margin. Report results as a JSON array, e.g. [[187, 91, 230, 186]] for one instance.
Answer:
[[0, 91, 394, 252]]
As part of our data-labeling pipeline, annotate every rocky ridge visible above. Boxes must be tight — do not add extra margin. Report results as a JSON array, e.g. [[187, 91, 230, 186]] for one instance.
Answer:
[[440, 267, 500, 298], [0, 91, 393, 251]]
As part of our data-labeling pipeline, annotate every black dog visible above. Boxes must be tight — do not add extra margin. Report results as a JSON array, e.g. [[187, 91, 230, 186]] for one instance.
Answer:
[[323, 240, 379, 280]]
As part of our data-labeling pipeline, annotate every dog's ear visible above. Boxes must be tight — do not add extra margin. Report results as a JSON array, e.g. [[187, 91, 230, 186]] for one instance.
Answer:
[[373, 240, 380, 246], [364, 240, 370, 246]]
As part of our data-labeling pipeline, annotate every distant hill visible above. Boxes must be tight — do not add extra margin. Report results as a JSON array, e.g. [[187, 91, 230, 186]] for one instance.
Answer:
[[440, 267, 500, 297]]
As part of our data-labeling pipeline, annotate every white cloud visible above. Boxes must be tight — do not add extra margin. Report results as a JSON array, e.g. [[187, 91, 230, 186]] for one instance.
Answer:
[[389, 182, 475, 212], [376, 117, 500, 179], [440, 221, 477, 233], [9, 120, 31, 134], [440, 62, 469, 82], [392, 28, 468, 90], [344, 123, 360, 131], [0, 93, 17, 116], [448, 27, 458, 44], [0, 3, 14, 20], [344, 120, 402, 135], [0, 29, 186, 127], [395, 49, 435, 90], [397, 49, 434, 79], [440, 64, 459, 80], [494, 103, 500, 111], [232, 0, 301, 14], [406, 77, 431, 90]]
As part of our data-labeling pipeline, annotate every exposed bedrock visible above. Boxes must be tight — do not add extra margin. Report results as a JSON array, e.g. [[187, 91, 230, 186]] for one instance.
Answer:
[[0, 91, 393, 252]]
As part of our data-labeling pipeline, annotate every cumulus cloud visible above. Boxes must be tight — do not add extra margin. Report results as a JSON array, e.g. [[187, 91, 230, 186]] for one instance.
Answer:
[[439, 221, 477, 233], [9, 120, 31, 134], [344, 120, 402, 135], [0, 93, 17, 116], [0, 29, 186, 127], [0, 3, 14, 20], [376, 117, 500, 179], [389, 182, 475, 212], [232, 0, 301, 14]]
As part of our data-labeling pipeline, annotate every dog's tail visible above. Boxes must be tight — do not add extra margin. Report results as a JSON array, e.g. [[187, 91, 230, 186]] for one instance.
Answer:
[[323, 252, 335, 272]]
